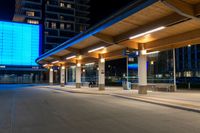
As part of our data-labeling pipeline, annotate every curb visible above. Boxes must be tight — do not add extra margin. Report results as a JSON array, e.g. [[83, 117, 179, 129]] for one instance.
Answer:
[[44, 86, 200, 113], [110, 94, 200, 113], [46, 87, 108, 95]]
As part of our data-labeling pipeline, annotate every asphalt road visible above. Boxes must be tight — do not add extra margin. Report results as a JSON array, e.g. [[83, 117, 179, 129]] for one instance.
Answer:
[[0, 85, 200, 133]]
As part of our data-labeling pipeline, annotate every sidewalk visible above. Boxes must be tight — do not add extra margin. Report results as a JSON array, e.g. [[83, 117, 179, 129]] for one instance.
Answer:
[[42, 85, 200, 113]]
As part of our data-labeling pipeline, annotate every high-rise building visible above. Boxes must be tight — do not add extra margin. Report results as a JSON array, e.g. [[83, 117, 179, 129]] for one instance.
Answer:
[[13, 0, 90, 53], [13, 0, 42, 24]]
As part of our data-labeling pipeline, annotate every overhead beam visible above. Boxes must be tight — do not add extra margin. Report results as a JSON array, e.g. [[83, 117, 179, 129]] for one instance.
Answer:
[[65, 58, 76, 64], [93, 33, 115, 44], [93, 32, 140, 50], [66, 47, 80, 53], [84, 52, 99, 59], [144, 29, 200, 51], [104, 49, 125, 60], [161, 0, 199, 19], [195, 3, 200, 16], [114, 13, 187, 42], [51, 55, 62, 60], [79, 58, 98, 64], [118, 40, 138, 49]]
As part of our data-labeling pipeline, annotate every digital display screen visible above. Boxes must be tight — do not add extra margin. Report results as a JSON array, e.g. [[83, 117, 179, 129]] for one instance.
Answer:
[[0, 21, 40, 66]]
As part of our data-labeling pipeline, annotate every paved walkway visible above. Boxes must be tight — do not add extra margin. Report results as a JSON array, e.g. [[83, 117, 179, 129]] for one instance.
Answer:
[[42, 85, 200, 113]]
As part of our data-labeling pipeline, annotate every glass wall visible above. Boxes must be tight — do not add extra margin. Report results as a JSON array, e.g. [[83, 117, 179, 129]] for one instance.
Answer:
[[147, 50, 174, 83], [81, 63, 98, 83], [68, 66, 76, 82], [105, 58, 127, 86], [0, 70, 45, 84]]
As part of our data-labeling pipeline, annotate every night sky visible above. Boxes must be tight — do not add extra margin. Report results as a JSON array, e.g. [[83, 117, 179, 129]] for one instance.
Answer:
[[0, 0, 133, 26], [0, 0, 15, 21], [89, 0, 134, 25]]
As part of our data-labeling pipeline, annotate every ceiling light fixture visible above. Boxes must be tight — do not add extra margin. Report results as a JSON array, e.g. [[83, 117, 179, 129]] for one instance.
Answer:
[[66, 55, 76, 60], [129, 26, 166, 40], [85, 62, 95, 66], [88, 46, 105, 53], [146, 51, 160, 55], [52, 60, 59, 64]]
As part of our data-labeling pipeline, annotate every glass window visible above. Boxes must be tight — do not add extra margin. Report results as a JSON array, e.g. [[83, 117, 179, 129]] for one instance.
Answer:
[[51, 22, 56, 29], [67, 4, 72, 8], [27, 19, 39, 24], [66, 24, 71, 30], [26, 11, 35, 17], [60, 2, 65, 7], [60, 23, 65, 29]]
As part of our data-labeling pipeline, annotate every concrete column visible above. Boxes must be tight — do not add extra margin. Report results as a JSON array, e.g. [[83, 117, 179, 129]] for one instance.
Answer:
[[76, 64, 81, 88], [98, 59, 105, 90], [138, 53, 147, 94], [60, 66, 65, 87], [49, 68, 53, 85]]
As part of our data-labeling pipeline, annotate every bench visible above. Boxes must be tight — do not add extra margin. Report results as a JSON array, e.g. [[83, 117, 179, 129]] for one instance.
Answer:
[[155, 84, 175, 92], [131, 83, 175, 92]]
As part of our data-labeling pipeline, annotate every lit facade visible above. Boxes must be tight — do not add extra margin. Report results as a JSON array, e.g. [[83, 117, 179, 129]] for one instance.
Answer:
[[0, 21, 43, 84]]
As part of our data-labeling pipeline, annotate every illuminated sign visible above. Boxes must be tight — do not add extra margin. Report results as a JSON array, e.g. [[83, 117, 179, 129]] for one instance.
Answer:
[[128, 64, 138, 70], [0, 21, 40, 66]]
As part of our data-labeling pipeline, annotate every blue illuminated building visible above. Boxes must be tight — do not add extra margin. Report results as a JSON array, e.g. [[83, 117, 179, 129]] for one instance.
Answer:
[[0, 21, 40, 66], [0, 21, 45, 84]]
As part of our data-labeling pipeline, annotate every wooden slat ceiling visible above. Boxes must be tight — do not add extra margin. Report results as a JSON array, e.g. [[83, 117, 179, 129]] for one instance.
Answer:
[[131, 19, 200, 43], [71, 36, 101, 49], [55, 50, 70, 56], [100, 2, 174, 37]]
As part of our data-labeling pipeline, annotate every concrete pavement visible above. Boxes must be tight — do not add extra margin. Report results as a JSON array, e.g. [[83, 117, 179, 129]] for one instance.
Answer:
[[1, 84, 200, 133]]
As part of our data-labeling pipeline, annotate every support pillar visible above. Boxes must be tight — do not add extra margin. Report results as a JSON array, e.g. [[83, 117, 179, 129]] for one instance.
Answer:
[[76, 64, 81, 88], [98, 59, 105, 90], [60, 66, 65, 87], [138, 53, 147, 94], [49, 68, 53, 85]]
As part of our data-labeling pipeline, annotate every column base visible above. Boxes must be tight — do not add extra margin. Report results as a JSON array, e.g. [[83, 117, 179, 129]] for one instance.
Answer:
[[76, 83, 81, 88], [60, 83, 65, 87], [49, 82, 53, 85], [138, 85, 148, 94], [99, 84, 105, 91]]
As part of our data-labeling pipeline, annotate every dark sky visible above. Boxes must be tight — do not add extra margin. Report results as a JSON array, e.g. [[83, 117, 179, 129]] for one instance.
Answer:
[[0, 0, 15, 21], [0, 0, 133, 26], [89, 0, 134, 25]]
